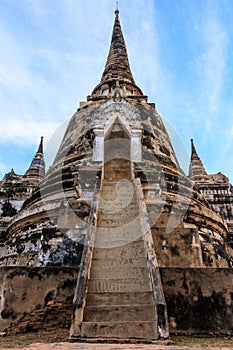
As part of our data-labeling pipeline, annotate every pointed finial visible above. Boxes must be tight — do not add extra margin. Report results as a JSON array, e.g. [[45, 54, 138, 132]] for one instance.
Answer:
[[24, 135, 45, 180], [191, 138, 197, 157], [189, 138, 208, 179], [37, 136, 44, 154], [90, 1, 144, 98], [115, 1, 119, 15]]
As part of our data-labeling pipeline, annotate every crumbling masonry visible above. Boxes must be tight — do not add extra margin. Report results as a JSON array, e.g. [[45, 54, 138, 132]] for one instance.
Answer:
[[0, 10, 233, 339]]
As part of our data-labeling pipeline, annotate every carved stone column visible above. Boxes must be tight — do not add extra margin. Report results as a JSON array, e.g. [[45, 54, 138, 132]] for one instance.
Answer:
[[131, 127, 142, 162], [92, 127, 104, 162]]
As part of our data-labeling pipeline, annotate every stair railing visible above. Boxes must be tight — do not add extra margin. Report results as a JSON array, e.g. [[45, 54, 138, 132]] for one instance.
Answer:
[[134, 177, 169, 339], [70, 175, 101, 338]]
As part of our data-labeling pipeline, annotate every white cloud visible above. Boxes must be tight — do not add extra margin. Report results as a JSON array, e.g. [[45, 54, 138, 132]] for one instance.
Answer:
[[0, 27, 31, 89], [200, 13, 228, 115], [0, 118, 60, 148]]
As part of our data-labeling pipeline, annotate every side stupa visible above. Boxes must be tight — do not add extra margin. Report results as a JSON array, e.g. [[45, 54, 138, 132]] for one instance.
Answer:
[[0, 137, 45, 240], [0, 9, 233, 340]]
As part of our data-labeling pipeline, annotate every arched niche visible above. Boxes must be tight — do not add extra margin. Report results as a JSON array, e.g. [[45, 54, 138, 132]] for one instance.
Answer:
[[92, 112, 142, 177], [103, 117, 132, 181]]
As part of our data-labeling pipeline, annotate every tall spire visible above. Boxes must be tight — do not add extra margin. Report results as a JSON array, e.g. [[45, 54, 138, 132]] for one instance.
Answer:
[[90, 9, 144, 98], [37, 136, 43, 155], [102, 9, 135, 84], [189, 139, 208, 181], [191, 138, 197, 158], [24, 137, 45, 183]]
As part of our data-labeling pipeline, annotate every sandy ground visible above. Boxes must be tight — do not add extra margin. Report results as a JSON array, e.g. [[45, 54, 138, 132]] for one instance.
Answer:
[[5, 343, 233, 350]]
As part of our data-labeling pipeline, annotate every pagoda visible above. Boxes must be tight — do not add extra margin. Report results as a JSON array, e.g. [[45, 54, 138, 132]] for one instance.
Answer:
[[1, 9, 233, 340]]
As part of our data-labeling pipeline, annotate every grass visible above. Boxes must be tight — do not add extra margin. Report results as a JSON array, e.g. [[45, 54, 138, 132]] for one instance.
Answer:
[[0, 331, 233, 349], [0, 329, 69, 349], [170, 335, 233, 348]]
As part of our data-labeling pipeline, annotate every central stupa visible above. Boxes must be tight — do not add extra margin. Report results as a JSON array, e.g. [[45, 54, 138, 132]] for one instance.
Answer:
[[1, 9, 232, 340]]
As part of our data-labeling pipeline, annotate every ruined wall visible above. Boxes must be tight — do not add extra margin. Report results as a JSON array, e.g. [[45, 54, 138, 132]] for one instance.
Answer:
[[0, 194, 26, 241], [0, 267, 79, 333], [160, 268, 233, 335], [1, 266, 233, 336], [151, 223, 203, 268]]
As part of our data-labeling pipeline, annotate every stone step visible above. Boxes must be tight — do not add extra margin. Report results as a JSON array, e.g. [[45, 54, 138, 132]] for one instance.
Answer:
[[94, 233, 142, 242], [100, 185, 135, 193], [99, 197, 137, 204], [83, 304, 156, 322], [94, 235, 142, 244], [100, 187, 135, 194], [100, 180, 134, 190], [97, 215, 139, 223], [92, 241, 146, 260], [98, 200, 136, 208], [99, 185, 135, 194], [93, 238, 143, 249], [87, 278, 152, 293], [90, 266, 150, 279], [99, 193, 136, 202], [91, 256, 148, 268], [99, 196, 137, 207], [81, 321, 158, 339], [97, 214, 139, 228], [101, 180, 132, 185], [98, 202, 138, 213], [93, 202, 145, 250], [85, 292, 155, 306], [99, 187, 135, 194], [95, 224, 140, 240]]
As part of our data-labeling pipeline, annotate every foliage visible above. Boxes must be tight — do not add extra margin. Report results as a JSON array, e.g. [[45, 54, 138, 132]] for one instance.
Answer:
[[5, 181, 27, 196]]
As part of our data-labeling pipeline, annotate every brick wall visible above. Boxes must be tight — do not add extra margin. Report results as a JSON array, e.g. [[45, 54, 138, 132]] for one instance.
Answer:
[[1, 266, 233, 336], [0, 267, 79, 333], [160, 268, 233, 335]]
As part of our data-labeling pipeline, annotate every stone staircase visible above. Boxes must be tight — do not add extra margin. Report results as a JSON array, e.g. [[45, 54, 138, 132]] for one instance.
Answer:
[[80, 180, 158, 339]]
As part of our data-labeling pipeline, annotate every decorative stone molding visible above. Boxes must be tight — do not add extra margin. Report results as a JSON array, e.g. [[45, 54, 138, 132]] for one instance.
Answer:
[[92, 99, 141, 129], [92, 128, 104, 162], [92, 99, 142, 163]]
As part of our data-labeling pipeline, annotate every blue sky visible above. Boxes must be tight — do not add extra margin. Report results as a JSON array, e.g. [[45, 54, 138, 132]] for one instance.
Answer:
[[0, 0, 232, 183]]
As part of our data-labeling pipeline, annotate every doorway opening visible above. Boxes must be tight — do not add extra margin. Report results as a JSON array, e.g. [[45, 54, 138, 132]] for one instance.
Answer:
[[104, 118, 132, 181]]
